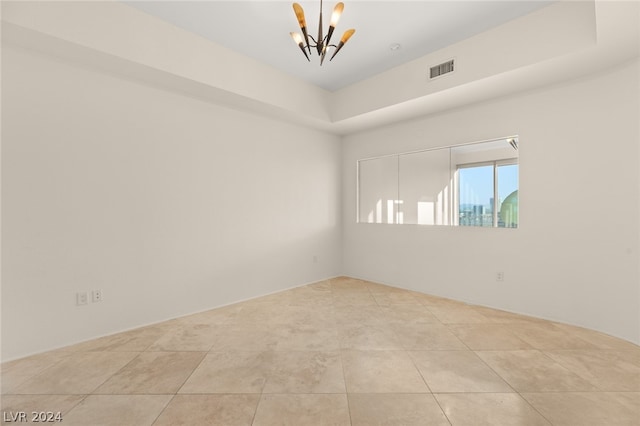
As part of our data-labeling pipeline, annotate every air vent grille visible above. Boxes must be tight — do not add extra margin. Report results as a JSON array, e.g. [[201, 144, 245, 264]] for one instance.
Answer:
[[430, 60, 455, 79]]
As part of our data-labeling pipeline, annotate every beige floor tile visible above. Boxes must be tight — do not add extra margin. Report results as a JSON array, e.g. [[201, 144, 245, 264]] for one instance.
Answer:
[[277, 285, 334, 305], [435, 393, 551, 426], [263, 351, 345, 394], [1, 373, 34, 394], [342, 350, 429, 393], [233, 304, 294, 324], [0, 351, 70, 374], [393, 323, 468, 350], [177, 305, 242, 325], [409, 292, 464, 308], [611, 392, 640, 418], [286, 294, 335, 308], [338, 324, 404, 350], [10, 352, 139, 394], [152, 394, 259, 426], [476, 350, 598, 392], [471, 306, 546, 325], [0, 351, 71, 393], [289, 297, 335, 309], [210, 324, 281, 351], [372, 291, 422, 305], [94, 351, 205, 394], [180, 351, 345, 393], [551, 323, 640, 350], [63, 326, 169, 352], [509, 323, 598, 350], [231, 303, 267, 323], [380, 305, 440, 324], [364, 281, 405, 294], [214, 323, 338, 352], [0, 395, 84, 425], [348, 393, 450, 426], [333, 305, 386, 326], [409, 350, 513, 393], [288, 283, 330, 295], [271, 324, 340, 351], [427, 305, 491, 324], [239, 294, 290, 307], [613, 390, 640, 405], [146, 324, 218, 352], [329, 279, 371, 295], [448, 324, 533, 350], [306, 279, 331, 291], [60, 394, 171, 426], [544, 350, 640, 391], [522, 392, 640, 426], [329, 277, 369, 291], [252, 394, 350, 426], [332, 291, 378, 306], [179, 352, 274, 393]]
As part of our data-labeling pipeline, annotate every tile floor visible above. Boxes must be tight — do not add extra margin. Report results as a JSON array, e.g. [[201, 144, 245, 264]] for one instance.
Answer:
[[1, 277, 639, 425]]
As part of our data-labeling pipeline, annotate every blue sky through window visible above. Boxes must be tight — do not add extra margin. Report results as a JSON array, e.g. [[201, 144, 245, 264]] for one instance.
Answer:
[[459, 165, 493, 207], [459, 164, 518, 207]]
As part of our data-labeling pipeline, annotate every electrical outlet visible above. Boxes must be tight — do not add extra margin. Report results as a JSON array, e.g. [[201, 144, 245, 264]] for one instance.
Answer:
[[76, 292, 88, 306], [496, 272, 505, 282], [92, 289, 103, 303]]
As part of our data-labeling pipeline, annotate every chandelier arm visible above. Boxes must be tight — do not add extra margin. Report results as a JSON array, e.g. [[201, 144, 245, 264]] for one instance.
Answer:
[[305, 37, 334, 50]]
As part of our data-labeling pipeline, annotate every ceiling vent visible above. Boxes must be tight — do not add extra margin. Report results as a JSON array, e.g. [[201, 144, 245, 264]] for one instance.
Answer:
[[430, 59, 455, 79]]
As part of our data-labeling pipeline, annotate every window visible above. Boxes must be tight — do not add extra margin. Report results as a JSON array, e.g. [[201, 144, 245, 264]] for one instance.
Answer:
[[357, 137, 518, 228]]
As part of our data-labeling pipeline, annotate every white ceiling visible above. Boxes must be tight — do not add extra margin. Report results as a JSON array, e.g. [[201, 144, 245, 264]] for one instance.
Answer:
[[124, 1, 553, 91]]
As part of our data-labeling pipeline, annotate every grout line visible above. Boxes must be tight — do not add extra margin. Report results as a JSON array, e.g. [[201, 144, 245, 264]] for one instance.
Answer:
[[517, 393, 555, 425], [149, 394, 176, 426], [338, 354, 352, 426], [430, 393, 454, 426]]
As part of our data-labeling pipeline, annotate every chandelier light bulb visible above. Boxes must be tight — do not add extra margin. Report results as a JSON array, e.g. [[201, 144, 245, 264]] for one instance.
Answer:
[[339, 28, 355, 44], [329, 28, 355, 61], [292, 3, 311, 54], [290, 32, 310, 61], [330, 3, 344, 27], [290, 32, 303, 44], [293, 3, 307, 29]]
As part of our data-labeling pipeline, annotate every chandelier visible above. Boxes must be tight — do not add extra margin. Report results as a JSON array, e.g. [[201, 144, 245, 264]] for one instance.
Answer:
[[290, 1, 355, 65]]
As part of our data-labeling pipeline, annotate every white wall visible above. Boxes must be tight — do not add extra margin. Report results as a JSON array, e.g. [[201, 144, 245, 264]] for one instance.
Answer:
[[342, 60, 640, 344], [1, 45, 342, 360]]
